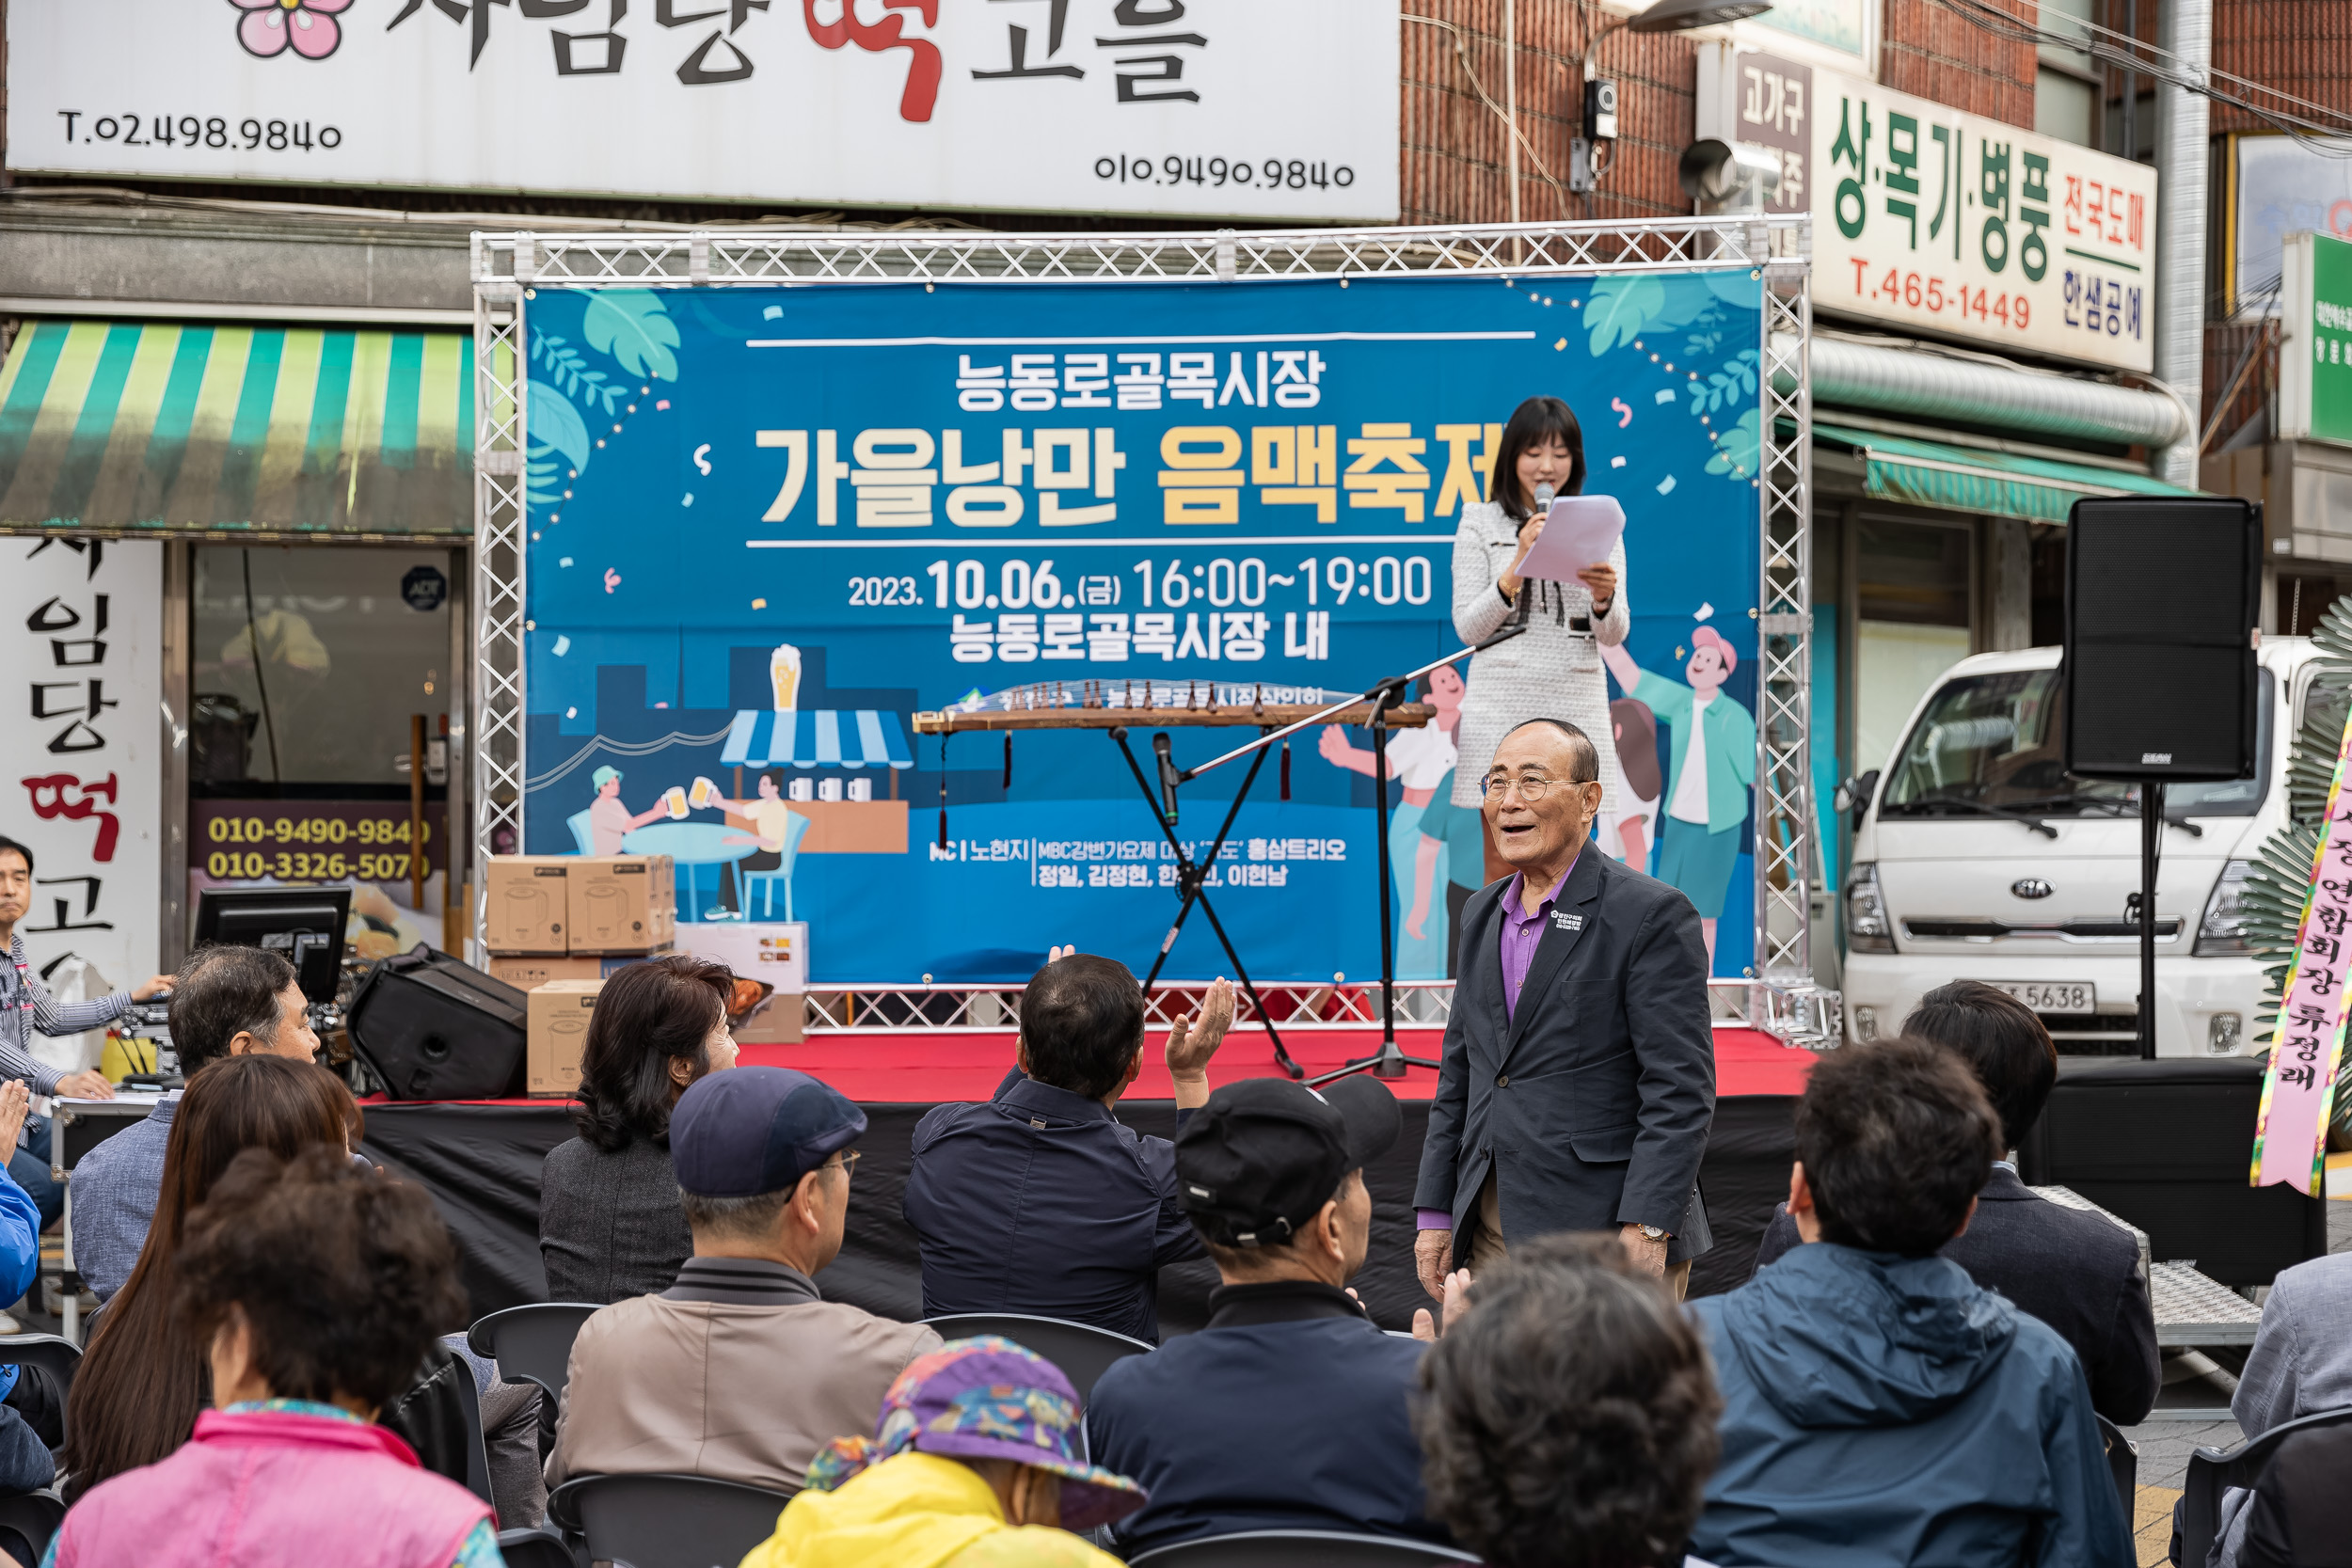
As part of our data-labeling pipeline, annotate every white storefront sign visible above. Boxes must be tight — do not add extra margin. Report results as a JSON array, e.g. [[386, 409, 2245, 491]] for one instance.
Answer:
[[2, 539, 162, 1059], [5, 1, 1399, 223], [1726, 54, 2159, 372], [2233, 134, 2352, 309]]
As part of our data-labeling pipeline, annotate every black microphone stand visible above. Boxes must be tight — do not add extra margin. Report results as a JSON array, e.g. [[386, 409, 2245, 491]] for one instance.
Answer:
[[1107, 727, 1299, 1078], [1168, 624, 1528, 1087]]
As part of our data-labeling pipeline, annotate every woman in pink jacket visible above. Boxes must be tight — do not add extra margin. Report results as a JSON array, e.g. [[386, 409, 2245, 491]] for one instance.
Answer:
[[47, 1145, 494, 1568]]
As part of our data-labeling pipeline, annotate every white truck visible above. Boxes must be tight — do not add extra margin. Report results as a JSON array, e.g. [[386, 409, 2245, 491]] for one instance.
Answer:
[[1838, 639, 2325, 1056]]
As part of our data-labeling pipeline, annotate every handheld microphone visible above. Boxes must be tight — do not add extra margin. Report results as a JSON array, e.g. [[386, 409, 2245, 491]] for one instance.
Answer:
[[1152, 732, 1181, 824], [1510, 482, 1557, 629]]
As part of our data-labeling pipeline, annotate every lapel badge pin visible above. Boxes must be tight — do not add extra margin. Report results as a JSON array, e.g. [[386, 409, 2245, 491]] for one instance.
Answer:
[[1553, 911, 1584, 931]]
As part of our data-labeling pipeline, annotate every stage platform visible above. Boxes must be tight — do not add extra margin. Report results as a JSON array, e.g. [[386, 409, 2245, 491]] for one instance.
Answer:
[[357, 1029, 1814, 1334], [729, 1024, 1812, 1101]]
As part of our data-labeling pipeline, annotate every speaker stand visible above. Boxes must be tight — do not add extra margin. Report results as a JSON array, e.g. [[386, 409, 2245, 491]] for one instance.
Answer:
[[2137, 781, 2165, 1061]]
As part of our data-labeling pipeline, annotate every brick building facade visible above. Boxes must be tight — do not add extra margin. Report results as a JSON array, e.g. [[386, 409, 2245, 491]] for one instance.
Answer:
[[1400, 0, 2042, 230]]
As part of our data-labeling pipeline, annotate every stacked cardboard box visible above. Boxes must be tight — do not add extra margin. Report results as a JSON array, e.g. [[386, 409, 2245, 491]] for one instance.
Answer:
[[674, 923, 809, 1044], [525, 980, 601, 1097], [484, 853, 678, 1095]]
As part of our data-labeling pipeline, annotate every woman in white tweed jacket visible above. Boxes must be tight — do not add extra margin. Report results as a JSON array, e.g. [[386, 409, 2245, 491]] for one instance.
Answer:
[[1450, 396, 1630, 839]]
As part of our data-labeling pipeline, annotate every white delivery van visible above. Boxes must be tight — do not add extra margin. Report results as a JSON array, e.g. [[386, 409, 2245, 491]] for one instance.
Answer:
[[1839, 638, 2323, 1056]]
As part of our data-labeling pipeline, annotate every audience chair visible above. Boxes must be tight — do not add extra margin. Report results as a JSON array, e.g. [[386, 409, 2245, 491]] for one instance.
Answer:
[[468, 1302, 600, 1406], [2178, 1403, 2352, 1568], [1127, 1529, 1481, 1566], [494, 1525, 582, 1568], [2095, 1412, 2137, 1522], [0, 1336, 81, 1403], [547, 1472, 792, 1568], [0, 1491, 64, 1568], [920, 1313, 1152, 1402], [450, 1357, 496, 1508]]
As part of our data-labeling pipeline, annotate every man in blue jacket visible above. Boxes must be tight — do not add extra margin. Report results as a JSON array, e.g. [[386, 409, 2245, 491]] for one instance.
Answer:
[[1689, 1036, 2133, 1568], [903, 953, 1232, 1343], [1087, 1074, 1449, 1556]]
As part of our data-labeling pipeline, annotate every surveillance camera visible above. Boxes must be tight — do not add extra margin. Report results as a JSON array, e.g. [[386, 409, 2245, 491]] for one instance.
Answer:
[[1677, 138, 1784, 209], [1584, 78, 1619, 143]]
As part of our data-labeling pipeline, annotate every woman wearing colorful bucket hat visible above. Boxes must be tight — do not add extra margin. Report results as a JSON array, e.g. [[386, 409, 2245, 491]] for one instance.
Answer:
[[739, 1337, 1146, 1568]]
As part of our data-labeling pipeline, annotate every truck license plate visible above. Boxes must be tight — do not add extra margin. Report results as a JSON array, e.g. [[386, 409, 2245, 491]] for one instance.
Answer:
[[1992, 981, 2095, 1013]]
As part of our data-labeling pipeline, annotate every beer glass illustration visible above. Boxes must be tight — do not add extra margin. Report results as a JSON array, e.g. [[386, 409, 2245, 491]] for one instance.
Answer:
[[770, 643, 803, 712], [663, 785, 690, 819], [690, 776, 719, 810]]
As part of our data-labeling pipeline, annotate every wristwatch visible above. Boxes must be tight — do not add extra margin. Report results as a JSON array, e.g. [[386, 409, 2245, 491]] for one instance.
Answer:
[[1637, 1225, 1669, 1242]]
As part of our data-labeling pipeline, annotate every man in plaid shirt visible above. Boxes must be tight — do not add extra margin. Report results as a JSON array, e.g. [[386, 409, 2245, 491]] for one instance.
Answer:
[[0, 835, 172, 1236]]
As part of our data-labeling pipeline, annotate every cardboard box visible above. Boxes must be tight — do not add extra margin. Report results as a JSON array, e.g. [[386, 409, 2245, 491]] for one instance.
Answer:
[[527, 979, 603, 1097], [737, 989, 805, 1045], [568, 856, 676, 953], [487, 951, 672, 990], [486, 955, 604, 990], [673, 923, 808, 992], [485, 856, 570, 954]]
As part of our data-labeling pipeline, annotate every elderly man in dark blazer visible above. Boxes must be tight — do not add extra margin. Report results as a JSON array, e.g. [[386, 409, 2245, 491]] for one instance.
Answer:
[[1414, 717, 1715, 1297]]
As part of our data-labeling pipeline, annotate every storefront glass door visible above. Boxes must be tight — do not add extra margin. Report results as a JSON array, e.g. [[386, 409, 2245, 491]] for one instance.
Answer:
[[190, 546, 456, 958], [1854, 516, 1976, 777]]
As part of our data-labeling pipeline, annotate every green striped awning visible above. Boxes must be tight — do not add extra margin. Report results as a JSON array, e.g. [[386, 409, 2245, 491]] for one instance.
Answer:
[[1814, 420, 2201, 525], [0, 321, 476, 538]]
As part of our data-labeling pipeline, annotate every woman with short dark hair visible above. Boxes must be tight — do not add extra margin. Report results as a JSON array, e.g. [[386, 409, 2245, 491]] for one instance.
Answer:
[[61, 1053, 355, 1502], [538, 952, 739, 1302], [48, 1145, 493, 1568], [1415, 1233, 1722, 1568]]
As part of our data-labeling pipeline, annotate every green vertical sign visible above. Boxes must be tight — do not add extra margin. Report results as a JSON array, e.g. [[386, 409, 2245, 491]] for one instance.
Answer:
[[2305, 232, 2352, 444]]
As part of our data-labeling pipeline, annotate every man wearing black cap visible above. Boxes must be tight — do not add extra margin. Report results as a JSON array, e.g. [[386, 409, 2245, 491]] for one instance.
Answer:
[[1084, 1075, 1454, 1556], [548, 1066, 941, 1494]]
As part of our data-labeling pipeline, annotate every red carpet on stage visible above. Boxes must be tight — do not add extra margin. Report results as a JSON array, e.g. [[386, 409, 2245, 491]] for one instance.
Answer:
[[738, 1026, 1814, 1102]]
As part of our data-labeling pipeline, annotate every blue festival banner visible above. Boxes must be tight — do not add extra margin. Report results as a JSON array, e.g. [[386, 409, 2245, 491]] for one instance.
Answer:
[[521, 272, 1765, 983]]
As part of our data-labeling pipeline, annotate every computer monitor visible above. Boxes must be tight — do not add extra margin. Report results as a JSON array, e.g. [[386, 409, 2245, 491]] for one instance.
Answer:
[[192, 887, 352, 1005]]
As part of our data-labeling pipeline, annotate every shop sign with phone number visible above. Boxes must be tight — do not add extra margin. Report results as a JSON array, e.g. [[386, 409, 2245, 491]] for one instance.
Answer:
[[193, 800, 444, 887], [1734, 51, 2158, 372]]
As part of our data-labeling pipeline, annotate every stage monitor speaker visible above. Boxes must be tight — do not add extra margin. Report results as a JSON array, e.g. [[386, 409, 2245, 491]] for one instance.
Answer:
[[347, 948, 528, 1101], [2017, 1056, 2325, 1287], [2063, 496, 2261, 781]]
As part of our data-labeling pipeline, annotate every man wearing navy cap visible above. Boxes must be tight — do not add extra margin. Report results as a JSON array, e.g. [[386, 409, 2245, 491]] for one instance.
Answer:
[[547, 1066, 941, 1494], [1085, 1074, 1455, 1556]]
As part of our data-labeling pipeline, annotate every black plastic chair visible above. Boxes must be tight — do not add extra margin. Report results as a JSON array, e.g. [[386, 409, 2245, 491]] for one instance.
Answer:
[[2096, 1411, 2137, 1521], [496, 1525, 581, 1568], [546, 1472, 794, 1568], [0, 1336, 82, 1402], [467, 1303, 600, 1405], [450, 1357, 495, 1507], [1126, 1529, 1482, 1566], [2178, 1403, 2352, 1568], [0, 1491, 64, 1568], [919, 1312, 1153, 1401]]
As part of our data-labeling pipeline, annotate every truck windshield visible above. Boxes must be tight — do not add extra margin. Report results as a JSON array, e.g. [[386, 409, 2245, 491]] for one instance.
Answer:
[[1879, 666, 2272, 820]]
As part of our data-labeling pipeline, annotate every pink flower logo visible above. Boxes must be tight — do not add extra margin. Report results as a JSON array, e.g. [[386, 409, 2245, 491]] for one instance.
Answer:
[[231, 0, 351, 61]]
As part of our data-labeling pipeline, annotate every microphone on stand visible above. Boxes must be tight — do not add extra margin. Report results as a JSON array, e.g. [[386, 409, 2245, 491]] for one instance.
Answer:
[[1152, 732, 1181, 824], [1509, 482, 1556, 630]]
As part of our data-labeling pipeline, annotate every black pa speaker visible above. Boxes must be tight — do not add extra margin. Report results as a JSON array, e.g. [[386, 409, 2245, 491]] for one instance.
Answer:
[[347, 948, 529, 1101], [2063, 497, 2261, 781]]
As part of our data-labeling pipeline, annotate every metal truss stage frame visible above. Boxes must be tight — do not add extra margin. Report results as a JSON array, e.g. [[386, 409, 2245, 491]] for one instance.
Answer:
[[469, 214, 1836, 1046]]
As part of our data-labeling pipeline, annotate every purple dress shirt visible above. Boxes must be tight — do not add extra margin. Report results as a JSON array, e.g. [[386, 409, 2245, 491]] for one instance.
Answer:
[[1419, 858, 1575, 1231]]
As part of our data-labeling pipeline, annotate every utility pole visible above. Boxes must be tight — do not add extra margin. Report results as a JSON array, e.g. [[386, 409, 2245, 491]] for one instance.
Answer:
[[2154, 0, 2210, 487]]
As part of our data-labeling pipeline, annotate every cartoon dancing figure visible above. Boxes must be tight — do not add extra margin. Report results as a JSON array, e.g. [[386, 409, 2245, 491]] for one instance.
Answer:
[[1601, 627, 1755, 963]]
